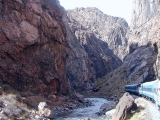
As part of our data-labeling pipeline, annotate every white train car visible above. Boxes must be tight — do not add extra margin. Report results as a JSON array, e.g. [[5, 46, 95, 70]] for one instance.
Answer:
[[139, 79, 160, 106]]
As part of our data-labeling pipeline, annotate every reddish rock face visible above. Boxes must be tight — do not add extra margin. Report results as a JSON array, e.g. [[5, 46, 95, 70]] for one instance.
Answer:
[[0, 0, 70, 95]]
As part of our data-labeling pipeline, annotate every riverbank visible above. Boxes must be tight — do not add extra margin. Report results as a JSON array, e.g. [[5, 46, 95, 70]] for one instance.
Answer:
[[0, 84, 117, 120], [55, 98, 114, 120], [0, 84, 93, 119]]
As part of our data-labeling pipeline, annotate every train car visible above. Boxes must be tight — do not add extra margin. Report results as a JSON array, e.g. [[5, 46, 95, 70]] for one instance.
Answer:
[[125, 79, 160, 106], [125, 84, 140, 95], [139, 79, 160, 106]]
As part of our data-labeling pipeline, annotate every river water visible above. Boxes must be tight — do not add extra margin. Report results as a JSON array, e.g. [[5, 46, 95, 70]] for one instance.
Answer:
[[55, 98, 108, 120]]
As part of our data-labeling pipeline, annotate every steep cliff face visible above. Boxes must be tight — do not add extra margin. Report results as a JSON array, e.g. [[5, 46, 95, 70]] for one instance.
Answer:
[[67, 7, 129, 78], [62, 11, 96, 91], [90, 46, 157, 99], [131, 0, 160, 29], [90, 0, 160, 98], [129, 0, 160, 46], [0, 0, 70, 95], [129, 0, 160, 79], [124, 47, 157, 83]]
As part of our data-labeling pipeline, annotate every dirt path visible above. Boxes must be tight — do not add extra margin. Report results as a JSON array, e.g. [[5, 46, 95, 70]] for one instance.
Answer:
[[131, 97, 160, 120], [144, 98, 160, 120]]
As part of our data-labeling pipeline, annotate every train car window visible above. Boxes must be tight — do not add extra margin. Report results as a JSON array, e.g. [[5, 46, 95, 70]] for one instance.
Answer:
[[154, 88, 156, 94]]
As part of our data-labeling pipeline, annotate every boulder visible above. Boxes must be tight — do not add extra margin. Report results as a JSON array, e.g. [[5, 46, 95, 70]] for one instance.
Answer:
[[23, 96, 46, 108], [112, 92, 136, 120], [135, 98, 146, 110], [66, 103, 77, 109], [75, 93, 84, 102], [105, 109, 116, 120], [47, 95, 56, 106], [0, 114, 8, 120], [84, 117, 90, 120], [100, 103, 109, 111], [38, 102, 54, 119], [48, 95, 56, 101], [98, 101, 116, 115]]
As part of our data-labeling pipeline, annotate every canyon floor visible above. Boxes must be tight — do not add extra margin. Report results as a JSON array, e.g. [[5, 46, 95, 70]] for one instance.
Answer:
[[0, 84, 159, 120]]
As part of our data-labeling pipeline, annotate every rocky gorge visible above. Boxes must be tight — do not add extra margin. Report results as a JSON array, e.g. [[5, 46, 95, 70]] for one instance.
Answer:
[[0, 0, 160, 119], [66, 7, 128, 79]]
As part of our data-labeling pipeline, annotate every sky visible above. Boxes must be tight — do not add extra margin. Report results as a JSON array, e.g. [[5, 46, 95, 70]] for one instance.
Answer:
[[59, 0, 133, 25]]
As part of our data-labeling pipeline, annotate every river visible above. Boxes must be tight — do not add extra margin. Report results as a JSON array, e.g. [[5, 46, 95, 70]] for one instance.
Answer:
[[55, 98, 108, 120]]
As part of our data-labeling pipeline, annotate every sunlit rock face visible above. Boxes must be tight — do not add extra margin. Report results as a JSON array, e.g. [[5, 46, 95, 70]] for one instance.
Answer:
[[131, 0, 160, 28], [112, 93, 135, 120], [0, 0, 70, 95], [66, 7, 129, 78], [124, 47, 157, 83], [129, 0, 160, 46], [129, 0, 160, 79]]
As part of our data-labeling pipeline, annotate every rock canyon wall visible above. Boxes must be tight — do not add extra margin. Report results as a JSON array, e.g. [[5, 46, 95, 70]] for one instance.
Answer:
[[0, 0, 129, 94], [0, 0, 70, 95], [2, 0, 156, 97], [129, 0, 160, 80], [67, 7, 129, 78], [62, 10, 96, 91], [92, 0, 160, 98]]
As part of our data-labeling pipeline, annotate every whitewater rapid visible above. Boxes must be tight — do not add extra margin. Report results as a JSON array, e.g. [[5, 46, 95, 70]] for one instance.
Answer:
[[55, 98, 108, 120]]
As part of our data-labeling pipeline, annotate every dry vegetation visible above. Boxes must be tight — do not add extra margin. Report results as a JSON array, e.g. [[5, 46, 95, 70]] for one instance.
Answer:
[[0, 85, 29, 119], [87, 65, 128, 99], [1, 84, 17, 94], [0, 84, 40, 120]]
